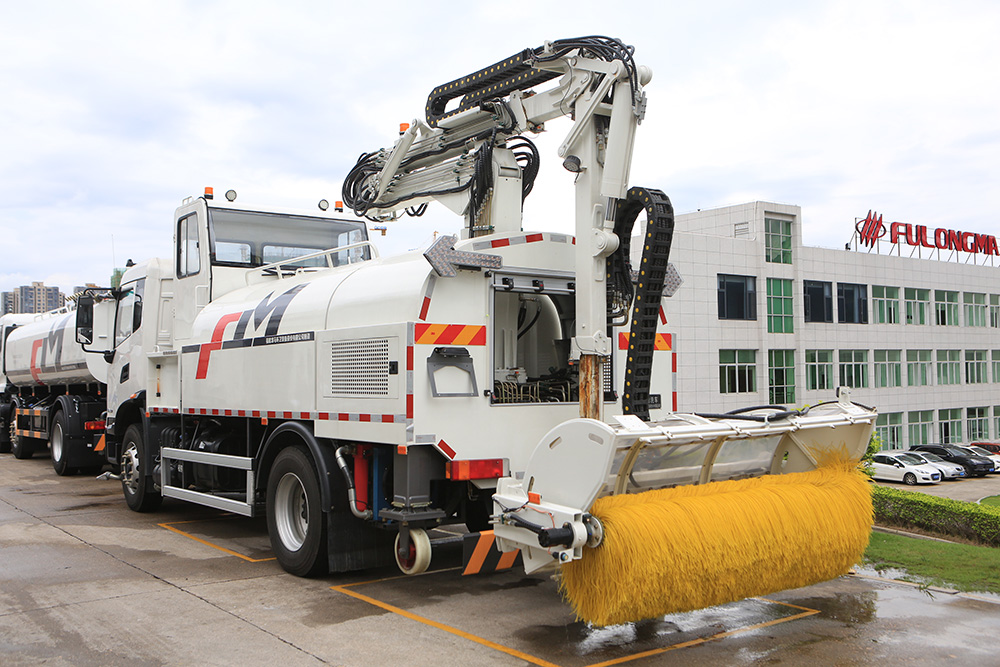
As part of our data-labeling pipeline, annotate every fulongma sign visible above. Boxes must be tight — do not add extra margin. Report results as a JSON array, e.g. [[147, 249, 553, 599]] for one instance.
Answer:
[[856, 210, 999, 255]]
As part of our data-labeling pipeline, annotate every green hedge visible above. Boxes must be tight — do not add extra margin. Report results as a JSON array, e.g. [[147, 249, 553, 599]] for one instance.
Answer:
[[871, 485, 1000, 547]]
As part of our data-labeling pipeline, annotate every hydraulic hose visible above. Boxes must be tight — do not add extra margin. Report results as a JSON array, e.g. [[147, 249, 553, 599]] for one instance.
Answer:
[[334, 445, 373, 520]]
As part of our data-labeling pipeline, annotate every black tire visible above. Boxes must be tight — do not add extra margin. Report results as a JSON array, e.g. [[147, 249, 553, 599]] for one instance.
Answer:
[[10, 411, 33, 460], [120, 424, 162, 512], [266, 446, 328, 577], [903, 472, 917, 486], [51, 411, 77, 476], [0, 403, 11, 454]]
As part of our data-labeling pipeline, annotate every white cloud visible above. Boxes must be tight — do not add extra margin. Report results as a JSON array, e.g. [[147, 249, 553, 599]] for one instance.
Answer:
[[1, 1, 999, 294]]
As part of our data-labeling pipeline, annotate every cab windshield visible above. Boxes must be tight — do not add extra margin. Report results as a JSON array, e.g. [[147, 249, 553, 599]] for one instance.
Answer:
[[208, 208, 369, 269]]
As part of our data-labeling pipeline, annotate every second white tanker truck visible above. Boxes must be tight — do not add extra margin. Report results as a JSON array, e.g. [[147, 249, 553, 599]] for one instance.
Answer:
[[63, 36, 875, 624], [1, 308, 108, 473]]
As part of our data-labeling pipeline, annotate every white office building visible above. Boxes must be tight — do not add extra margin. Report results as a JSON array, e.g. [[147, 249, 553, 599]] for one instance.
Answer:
[[645, 201, 1000, 450]]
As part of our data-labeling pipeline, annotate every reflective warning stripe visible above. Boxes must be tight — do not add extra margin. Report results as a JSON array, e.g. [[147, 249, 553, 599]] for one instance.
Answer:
[[414, 323, 486, 345], [618, 332, 671, 350], [462, 530, 521, 575]]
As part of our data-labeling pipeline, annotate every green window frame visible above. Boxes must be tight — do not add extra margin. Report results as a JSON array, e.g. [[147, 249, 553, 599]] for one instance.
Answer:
[[765, 218, 792, 264], [965, 350, 988, 384], [874, 350, 901, 388], [838, 349, 868, 389], [768, 349, 795, 404], [719, 349, 756, 394], [805, 349, 833, 391], [875, 412, 903, 450], [938, 408, 962, 444], [872, 286, 899, 324], [904, 288, 929, 325], [965, 292, 987, 327], [934, 290, 959, 326], [766, 278, 794, 333], [936, 349, 961, 385], [908, 410, 934, 447], [907, 349, 932, 386]]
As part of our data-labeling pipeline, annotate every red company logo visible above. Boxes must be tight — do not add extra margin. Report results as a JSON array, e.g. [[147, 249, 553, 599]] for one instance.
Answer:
[[856, 210, 886, 247]]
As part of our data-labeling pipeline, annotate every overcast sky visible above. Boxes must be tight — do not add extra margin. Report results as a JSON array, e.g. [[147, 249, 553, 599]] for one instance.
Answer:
[[2, 0, 999, 294]]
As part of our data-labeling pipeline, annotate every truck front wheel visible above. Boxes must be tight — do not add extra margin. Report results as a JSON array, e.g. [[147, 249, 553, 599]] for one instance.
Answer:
[[121, 424, 162, 512], [51, 411, 76, 476], [267, 446, 329, 577]]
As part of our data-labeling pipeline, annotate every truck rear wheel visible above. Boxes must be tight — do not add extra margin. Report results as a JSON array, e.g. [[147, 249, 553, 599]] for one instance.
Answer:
[[121, 424, 162, 512], [10, 414, 34, 460], [51, 411, 76, 476], [267, 446, 329, 577]]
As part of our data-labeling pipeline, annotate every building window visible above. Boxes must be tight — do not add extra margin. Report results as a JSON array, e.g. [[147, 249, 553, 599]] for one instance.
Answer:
[[839, 349, 868, 389], [717, 274, 757, 320], [993, 350, 1000, 383], [805, 349, 834, 391], [968, 407, 989, 441], [966, 350, 988, 384], [965, 292, 987, 327], [908, 410, 934, 446], [904, 288, 929, 325], [995, 407, 1000, 441], [936, 349, 961, 385], [719, 349, 756, 393], [874, 350, 902, 388], [939, 408, 962, 444], [934, 290, 959, 326], [765, 218, 792, 264], [872, 286, 899, 324], [804, 280, 833, 323], [875, 412, 903, 450], [768, 349, 795, 404], [837, 283, 868, 324], [907, 349, 932, 386], [766, 278, 793, 333], [991, 295, 1000, 328]]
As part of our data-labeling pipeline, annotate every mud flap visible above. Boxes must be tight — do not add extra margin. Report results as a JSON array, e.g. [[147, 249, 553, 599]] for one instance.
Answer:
[[326, 511, 395, 573], [462, 530, 521, 575]]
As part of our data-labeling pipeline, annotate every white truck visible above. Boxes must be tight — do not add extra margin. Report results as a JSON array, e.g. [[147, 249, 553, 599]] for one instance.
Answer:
[[0, 308, 108, 474], [72, 37, 875, 587]]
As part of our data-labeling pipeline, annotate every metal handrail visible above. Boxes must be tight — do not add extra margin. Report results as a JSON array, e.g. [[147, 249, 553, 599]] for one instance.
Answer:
[[244, 241, 380, 283]]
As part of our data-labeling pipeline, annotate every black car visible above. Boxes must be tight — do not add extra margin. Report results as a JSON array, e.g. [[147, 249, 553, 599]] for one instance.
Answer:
[[910, 444, 994, 477]]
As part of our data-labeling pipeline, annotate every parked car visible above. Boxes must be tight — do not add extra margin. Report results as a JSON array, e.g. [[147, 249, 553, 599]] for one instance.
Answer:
[[910, 444, 994, 477], [964, 445, 1000, 472], [871, 452, 942, 485], [971, 442, 1000, 455], [888, 449, 966, 480]]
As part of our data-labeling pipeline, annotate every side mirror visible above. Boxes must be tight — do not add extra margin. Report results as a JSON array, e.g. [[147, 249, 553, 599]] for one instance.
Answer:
[[75, 289, 116, 355], [75, 294, 94, 345]]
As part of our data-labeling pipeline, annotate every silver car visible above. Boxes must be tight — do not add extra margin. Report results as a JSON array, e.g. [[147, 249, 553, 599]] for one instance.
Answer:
[[890, 449, 966, 480]]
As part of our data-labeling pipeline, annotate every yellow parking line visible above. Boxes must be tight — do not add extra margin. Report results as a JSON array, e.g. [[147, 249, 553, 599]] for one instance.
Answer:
[[330, 578, 820, 667], [330, 581, 561, 667], [157, 521, 276, 562], [584, 599, 820, 667]]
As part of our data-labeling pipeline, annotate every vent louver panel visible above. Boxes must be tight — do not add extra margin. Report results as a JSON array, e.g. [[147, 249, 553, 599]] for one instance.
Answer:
[[329, 339, 390, 396]]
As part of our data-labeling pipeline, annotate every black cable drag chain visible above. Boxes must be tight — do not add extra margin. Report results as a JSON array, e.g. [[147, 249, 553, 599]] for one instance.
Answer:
[[613, 187, 675, 420]]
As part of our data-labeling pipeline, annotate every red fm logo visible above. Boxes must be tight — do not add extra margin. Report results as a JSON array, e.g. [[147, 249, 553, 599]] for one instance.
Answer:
[[195, 284, 306, 379], [856, 210, 886, 247]]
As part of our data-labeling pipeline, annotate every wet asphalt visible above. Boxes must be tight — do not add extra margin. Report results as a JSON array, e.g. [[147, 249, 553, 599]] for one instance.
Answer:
[[3, 451, 1000, 666]]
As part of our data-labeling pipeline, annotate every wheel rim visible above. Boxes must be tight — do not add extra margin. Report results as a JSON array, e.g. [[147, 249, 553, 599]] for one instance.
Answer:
[[52, 423, 64, 462], [121, 443, 141, 495], [274, 472, 309, 552]]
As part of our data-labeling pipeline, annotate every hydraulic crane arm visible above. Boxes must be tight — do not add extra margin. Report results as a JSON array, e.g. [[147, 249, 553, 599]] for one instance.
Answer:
[[341, 36, 656, 420]]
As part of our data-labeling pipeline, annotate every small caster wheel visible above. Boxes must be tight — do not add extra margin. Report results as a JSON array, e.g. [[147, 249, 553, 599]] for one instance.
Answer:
[[394, 528, 431, 575]]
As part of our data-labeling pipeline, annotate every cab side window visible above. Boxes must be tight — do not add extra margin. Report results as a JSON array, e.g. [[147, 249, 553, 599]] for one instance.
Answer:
[[178, 214, 201, 278]]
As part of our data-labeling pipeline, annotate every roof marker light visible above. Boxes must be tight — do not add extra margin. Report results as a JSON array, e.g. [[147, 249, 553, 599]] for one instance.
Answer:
[[204, 186, 214, 200], [335, 200, 344, 213], [399, 122, 410, 134], [318, 199, 330, 211], [225, 189, 237, 202]]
